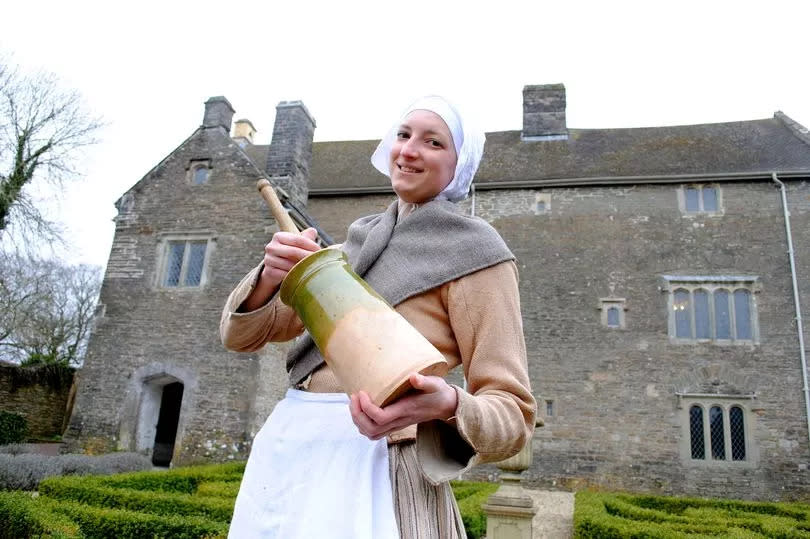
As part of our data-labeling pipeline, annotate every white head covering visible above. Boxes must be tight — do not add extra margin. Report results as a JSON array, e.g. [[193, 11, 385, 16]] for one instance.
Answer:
[[370, 95, 486, 202]]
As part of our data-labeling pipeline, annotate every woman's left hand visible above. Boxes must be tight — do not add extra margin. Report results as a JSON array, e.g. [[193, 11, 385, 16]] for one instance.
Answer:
[[349, 373, 458, 441]]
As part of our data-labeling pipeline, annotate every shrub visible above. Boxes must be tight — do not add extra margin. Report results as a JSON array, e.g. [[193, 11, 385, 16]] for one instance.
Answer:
[[0, 411, 29, 445], [40, 476, 234, 521], [574, 490, 810, 539], [0, 490, 82, 538], [196, 481, 240, 499], [451, 480, 499, 539], [0, 452, 151, 491], [94, 461, 245, 494], [0, 443, 30, 455], [43, 497, 228, 539]]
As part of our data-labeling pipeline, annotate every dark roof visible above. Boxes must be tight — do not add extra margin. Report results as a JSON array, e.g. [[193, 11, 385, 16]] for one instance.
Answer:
[[304, 114, 810, 193]]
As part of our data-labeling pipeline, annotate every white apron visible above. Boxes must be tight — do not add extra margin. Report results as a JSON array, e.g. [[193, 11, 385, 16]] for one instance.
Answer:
[[228, 389, 399, 538]]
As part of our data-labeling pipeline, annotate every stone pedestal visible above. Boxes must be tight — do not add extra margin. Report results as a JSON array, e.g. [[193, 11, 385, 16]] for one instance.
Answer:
[[482, 441, 537, 539]]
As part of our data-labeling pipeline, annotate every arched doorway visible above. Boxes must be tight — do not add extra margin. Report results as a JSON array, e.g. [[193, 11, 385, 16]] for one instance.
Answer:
[[152, 381, 184, 466], [135, 375, 185, 467]]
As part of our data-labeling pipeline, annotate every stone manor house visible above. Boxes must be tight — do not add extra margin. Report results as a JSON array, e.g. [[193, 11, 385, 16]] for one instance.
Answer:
[[64, 84, 810, 500]]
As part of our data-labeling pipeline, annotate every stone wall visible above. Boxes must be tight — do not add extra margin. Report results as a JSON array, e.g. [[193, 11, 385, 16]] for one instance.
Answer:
[[0, 364, 74, 439], [307, 180, 810, 500], [64, 124, 291, 463]]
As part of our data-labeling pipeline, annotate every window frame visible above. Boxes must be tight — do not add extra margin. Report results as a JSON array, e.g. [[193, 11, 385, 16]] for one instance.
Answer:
[[156, 234, 216, 289], [534, 193, 551, 215], [662, 276, 759, 345], [599, 298, 627, 329], [678, 184, 723, 216], [677, 394, 758, 468], [186, 159, 212, 185]]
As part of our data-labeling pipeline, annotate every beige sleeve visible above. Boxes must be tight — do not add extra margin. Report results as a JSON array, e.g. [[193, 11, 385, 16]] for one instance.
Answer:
[[219, 263, 305, 352], [417, 260, 536, 484]]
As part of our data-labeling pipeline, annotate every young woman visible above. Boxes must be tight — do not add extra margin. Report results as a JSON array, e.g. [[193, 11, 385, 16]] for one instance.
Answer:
[[221, 96, 535, 538]]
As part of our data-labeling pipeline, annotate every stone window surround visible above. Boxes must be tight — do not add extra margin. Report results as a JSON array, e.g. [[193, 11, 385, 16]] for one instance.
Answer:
[[677, 183, 723, 216], [599, 297, 627, 329], [534, 192, 551, 214], [154, 232, 216, 289], [676, 393, 759, 468], [186, 159, 212, 185], [661, 275, 760, 345]]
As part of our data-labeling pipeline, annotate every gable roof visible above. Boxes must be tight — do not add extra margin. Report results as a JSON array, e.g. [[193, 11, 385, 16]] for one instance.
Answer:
[[303, 114, 810, 194]]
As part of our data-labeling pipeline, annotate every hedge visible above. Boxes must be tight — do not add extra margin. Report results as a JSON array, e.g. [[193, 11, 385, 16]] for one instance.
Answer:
[[196, 481, 241, 499], [39, 476, 234, 521], [2, 460, 504, 538], [0, 411, 28, 445], [0, 490, 82, 539], [43, 497, 228, 539], [575, 490, 810, 538], [92, 461, 245, 494], [451, 480, 499, 539]]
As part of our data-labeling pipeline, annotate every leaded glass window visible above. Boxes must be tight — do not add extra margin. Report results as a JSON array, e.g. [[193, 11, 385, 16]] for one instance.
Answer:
[[162, 240, 209, 288], [730, 406, 746, 461], [710, 406, 725, 460], [689, 405, 705, 459], [684, 400, 751, 464], [165, 242, 185, 287]]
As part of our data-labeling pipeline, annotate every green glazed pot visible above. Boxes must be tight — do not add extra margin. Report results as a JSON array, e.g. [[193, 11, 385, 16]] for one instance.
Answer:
[[280, 247, 448, 406]]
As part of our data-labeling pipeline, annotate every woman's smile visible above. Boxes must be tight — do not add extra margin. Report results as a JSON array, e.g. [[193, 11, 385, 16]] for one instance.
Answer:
[[389, 109, 458, 203]]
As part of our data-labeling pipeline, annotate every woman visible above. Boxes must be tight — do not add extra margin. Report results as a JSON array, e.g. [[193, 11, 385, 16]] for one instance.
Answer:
[[220, 96, 535, 538]]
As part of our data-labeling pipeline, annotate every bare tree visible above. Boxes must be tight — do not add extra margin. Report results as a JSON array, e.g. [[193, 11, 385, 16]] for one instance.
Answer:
[[0, 55, 103, 245], [0, 252, 102, 366]]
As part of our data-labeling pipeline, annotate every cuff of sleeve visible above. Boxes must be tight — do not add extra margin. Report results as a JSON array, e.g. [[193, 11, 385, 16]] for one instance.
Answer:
[[415, 386, 478, 485], [229, 264, 280, 319]]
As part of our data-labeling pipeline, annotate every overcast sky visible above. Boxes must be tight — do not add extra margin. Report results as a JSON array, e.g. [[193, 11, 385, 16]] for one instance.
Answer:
[[2, 0, 809, 269]]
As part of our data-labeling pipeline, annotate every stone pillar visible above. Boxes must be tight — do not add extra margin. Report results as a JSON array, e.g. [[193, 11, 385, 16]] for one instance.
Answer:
[[482, 440, 537, 539]]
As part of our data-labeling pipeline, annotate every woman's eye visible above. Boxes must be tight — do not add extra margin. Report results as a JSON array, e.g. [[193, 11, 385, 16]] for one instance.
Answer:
[[428, 139, 442, 148], [396, 131, 409, 139]]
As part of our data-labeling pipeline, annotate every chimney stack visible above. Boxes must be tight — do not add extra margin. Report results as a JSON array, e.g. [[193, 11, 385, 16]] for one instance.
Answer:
[[522, 84, 568, 140], [233, 119, 257, 147], [203, 96, 235, 131], [265, 101, 316, 208]]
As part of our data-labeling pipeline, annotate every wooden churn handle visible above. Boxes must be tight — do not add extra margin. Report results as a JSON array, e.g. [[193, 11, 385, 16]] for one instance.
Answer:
[[257, 179, 299, 234]]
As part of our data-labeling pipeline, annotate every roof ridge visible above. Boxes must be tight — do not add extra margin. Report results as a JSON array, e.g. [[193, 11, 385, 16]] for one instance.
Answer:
[[774, 111, 810, 147]]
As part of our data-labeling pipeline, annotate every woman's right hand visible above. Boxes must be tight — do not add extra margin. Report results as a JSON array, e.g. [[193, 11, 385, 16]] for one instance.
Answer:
[[240, 227, 320, 312], [260, 227, 321, 289]]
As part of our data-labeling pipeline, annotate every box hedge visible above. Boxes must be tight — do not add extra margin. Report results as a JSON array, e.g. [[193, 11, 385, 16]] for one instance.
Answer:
[[451, 480, 499, 539], [3, 460, 508, 538], [575, 490, 810, 538], [39, 476, 234, 521], [42, 497, 228, 539], [0, 490, 82, 538]]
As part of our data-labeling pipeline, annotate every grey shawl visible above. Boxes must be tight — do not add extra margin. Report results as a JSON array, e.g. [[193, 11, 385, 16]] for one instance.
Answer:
[[286, 198, 514, 385]]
